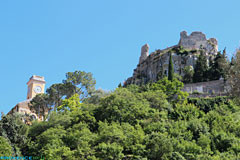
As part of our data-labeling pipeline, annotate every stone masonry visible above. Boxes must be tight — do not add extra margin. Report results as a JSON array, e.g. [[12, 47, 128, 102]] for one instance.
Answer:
[[178, 31, 218, 55], [183, 79, 228, 97], [139, 44, 150, 64]]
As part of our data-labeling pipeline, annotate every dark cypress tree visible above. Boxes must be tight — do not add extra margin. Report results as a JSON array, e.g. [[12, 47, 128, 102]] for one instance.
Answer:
[[118, 83, 122, 88], [220, 48, 229, 79], [193, 51, 208, 82], [230, 56, 235, 66], [168, 53, 174, 81], [207, 57, 214, 80], [209, 52, 222, 80], [208, 49, 229, 80]]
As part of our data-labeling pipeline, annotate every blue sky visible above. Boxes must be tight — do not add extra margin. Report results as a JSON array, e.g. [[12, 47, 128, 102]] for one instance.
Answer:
[[1, 0, 240, 114]]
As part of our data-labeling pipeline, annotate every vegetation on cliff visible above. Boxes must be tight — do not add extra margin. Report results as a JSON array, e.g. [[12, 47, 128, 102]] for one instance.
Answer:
[[192, 49, 229, 83], [128, 44, 230, 86]]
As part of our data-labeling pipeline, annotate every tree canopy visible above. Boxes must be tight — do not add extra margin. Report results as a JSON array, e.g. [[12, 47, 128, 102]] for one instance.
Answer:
[[2, 69, 240, 159]]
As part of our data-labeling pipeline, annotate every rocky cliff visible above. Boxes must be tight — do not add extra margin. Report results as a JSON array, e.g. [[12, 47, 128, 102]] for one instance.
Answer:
[[125, 31, 218, 85]]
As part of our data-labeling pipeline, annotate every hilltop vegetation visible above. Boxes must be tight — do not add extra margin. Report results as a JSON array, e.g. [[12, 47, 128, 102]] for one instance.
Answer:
[[1, 51, 240, 160]]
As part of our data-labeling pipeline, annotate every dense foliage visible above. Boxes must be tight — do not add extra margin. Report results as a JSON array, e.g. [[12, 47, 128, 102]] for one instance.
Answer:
[[1, 72, 240, 159], [229, 49, 240, 101], [193, 51, 209, 83], [0, 113, 29, 156], [183, 66, 194, 83], [168, 46, 229, 83], [0, 136, 12, 156], [193, 49, 229, 83]]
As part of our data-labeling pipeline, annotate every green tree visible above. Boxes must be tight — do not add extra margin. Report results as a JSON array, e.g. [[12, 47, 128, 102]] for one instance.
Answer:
[[197, 133, 211, 153], [83, 89, 110, 105], [168, 53, 174, 81], [66, 122, 97, 159], [183, 66, 194, 83], [174, 139, 202, 159], [146, 132, 173, 159], [63, 71, 96, 100], [57, 94, 82, 112], [208, 50, 229, 80], [96, 142, 124, 160], [95, 88, 153, 125], [96, 122, 146, 159], [31, 93, 51, 120], [193, 52, 208, 82], [172, 103, 204, 121], [0, 136, 12, 156], [220, 48, 230, 79], [229, 49, 240, 99], [27, 112, 73, 143], [140, 90, 169, 111], [118, 83, 122, 88], [150, 77, 188, 104], [46, 83, 69, 110], [36, 126, 74, 160], [0, 114, 28, 156]]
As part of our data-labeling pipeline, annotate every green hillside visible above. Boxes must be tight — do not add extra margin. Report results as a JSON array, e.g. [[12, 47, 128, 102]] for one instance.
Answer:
[[1, 51, 240, 160]]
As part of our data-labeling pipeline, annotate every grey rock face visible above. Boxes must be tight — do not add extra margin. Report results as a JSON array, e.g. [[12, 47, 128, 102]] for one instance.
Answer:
[[125, 31, 219, 86]]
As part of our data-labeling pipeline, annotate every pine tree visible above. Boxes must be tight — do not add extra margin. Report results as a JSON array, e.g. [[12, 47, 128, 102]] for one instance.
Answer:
[[208, 49, 229, 80], [220, 48, 229, 79], [193, 51, 208, 82], [229, 49, 240, 99], [208, 52, 222, 80], [118, 83, 122, 88], [183, 66, 194, 83], [230, 57, 235, 66], [168, 53, 174, 81]]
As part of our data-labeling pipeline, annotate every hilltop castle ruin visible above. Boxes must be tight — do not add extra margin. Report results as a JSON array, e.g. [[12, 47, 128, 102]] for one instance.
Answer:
[[125, 31, 228, 96]]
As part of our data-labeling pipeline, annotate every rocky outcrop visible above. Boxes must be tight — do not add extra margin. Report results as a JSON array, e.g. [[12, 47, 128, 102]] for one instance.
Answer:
[[125, 31, 218, 86]]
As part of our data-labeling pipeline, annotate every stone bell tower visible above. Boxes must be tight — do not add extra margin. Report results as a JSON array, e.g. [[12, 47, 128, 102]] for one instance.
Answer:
[[27, 75, 46, 99]]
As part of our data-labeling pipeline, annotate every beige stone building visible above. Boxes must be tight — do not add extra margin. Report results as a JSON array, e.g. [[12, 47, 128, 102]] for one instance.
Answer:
[[8, 75, 47, 122]]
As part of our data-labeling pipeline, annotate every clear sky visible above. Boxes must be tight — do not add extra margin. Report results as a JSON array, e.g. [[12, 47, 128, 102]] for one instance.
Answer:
[[1, 0, 240, 114]]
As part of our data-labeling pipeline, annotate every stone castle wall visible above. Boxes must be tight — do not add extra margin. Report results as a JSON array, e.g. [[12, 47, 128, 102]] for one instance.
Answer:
[[183, 79, 227, 97], [178, 31, 218, 55]]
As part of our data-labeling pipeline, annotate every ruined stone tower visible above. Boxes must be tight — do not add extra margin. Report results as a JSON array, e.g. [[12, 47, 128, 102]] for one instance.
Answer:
[[139, 44, 150, 64]]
